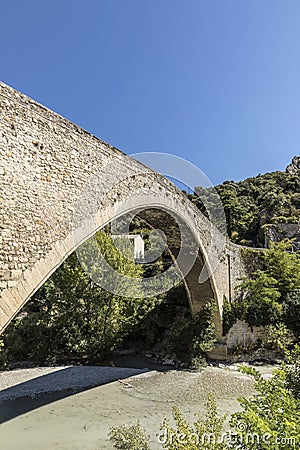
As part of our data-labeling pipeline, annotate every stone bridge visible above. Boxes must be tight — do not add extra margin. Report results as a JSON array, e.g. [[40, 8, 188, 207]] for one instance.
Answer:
[[0, 82, 246, 350]]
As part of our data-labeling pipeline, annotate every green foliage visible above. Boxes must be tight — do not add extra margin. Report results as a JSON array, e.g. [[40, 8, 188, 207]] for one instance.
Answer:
[[126, 283, 188, 349], [192, 301, 216, 355], [238, 270, 281, 327], [191, 171, 300, 245], [108, 420, 150, 450], [285, 346, 300, 399], [231, 360, 300, 449], [0, 338, 8, 368], [222, 297, 244, 336], [160, 313, 194, 359], [230, 240, 300, 331], [159, 394, 227, 449], [264, 240, 300, 295], [2, 231, 157, 363], [265, 323, 293, 355], [161, 300, 216, 364], [222, 297, 237, 336], [283, 290, 300, 338]]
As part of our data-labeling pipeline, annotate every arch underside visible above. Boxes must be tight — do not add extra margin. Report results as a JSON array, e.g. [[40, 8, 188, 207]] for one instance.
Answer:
[[135, 208, 223, 338]]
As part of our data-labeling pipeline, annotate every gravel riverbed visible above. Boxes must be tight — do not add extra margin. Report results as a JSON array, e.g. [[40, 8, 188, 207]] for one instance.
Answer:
[[0, 365, 149, 401]]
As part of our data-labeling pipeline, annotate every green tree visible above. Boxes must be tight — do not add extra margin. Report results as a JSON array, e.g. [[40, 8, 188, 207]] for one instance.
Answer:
[[238, 270, 281, 327], [265, 323, 293, 356], [160, 299, 216, 364], [234, 240, 300, 330], [3, 231, 157, 363], [264, 240, 300, 296]]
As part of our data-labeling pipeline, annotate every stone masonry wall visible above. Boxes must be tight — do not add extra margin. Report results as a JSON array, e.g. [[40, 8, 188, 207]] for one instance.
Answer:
[[226, 319, 267, 349]]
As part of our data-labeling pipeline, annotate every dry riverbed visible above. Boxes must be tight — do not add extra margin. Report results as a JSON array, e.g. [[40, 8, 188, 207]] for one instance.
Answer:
[[0, 363, 275, 449]]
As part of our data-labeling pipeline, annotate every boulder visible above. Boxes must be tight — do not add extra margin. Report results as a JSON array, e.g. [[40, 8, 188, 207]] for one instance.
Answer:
[[286, 156, 300, 174]]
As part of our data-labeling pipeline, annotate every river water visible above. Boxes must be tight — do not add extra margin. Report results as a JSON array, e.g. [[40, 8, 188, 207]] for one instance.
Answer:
[[0, 362, 275, 450]]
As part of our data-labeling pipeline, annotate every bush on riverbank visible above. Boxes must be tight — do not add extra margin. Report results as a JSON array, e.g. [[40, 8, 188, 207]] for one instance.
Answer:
[[109, 420, 150, 450]]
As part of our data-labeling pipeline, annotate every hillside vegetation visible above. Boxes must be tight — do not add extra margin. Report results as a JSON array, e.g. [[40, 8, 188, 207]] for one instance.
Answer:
[[190, 168, 300, 246]]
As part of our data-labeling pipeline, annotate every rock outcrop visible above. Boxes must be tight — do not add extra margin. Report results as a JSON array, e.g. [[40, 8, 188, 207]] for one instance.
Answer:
[[286, 156, 300, 174], [264, 223, 300, 251]]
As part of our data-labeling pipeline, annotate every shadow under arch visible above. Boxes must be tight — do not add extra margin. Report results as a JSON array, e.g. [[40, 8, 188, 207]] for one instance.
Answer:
[[0, 366, 155, 424]]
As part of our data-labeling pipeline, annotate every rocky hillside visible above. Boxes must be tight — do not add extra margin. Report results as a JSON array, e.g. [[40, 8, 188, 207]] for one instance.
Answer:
[[190, 158, 300, 247]]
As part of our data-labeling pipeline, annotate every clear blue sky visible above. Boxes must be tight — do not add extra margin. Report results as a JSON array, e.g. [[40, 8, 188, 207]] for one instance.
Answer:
[[1, 1, 300, 184]]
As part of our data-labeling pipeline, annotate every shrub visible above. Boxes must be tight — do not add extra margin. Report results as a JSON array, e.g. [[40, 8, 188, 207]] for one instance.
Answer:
[[108, 420, 150, 450], [222, 297, 236, 335], [285, 345, 300, 399], [161, 299, 216, 364], [159, 394, 227, 449], [264, 323, 293, 355]]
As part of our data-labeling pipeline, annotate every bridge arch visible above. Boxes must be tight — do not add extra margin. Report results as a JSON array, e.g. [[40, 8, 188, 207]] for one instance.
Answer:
[[0, 184, 221, 335], [0, 82, 245, 344]]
